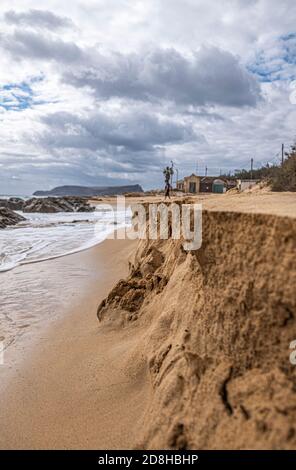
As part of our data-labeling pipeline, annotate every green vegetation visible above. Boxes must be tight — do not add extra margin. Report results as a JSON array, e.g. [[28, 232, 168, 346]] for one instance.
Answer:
[[222, 144, 296, 192], [272, 144, 296, 191], [232, 164, 279, 181]]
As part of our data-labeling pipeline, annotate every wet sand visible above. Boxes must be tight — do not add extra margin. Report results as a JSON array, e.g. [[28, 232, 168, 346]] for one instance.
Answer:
[[0, 245, 99, 360], [0, 235, 151, 449]]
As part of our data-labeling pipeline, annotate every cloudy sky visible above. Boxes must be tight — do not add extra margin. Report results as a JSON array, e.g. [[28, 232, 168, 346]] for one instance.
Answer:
[[0, 0, 295, 193]]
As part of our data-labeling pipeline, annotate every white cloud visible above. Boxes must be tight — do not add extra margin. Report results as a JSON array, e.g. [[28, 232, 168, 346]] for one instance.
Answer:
[[4, 9, 74, 30], [63, 46, 260, 107], [0, 0, 295, 193]]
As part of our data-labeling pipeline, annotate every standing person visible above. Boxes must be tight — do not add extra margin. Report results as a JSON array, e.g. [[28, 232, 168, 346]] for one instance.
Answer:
[[163, 165, 173, 199], [165, 181, 171, 199]]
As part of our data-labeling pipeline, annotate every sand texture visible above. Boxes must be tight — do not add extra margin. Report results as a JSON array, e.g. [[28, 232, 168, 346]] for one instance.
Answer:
[[98, 205, 296, 449], [0, 193, 296, 449], [0, 236, 152, 449]]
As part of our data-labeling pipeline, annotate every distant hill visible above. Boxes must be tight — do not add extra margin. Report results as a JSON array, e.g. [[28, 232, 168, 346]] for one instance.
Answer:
[[33, 185, 144, 197]]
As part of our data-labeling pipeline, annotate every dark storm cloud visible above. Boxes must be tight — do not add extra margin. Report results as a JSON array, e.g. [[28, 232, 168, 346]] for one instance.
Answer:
[[39, 110, 198, 152], [1, 30, 82, 62], [3, 1, 283, 194], [0, 24, 261, 107], [4, 9, 74, 30], [4, 108, 185, 190], [64, 46, 261, 107]]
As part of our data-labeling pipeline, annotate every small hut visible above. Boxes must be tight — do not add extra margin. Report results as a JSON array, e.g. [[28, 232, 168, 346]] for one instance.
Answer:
[[212, 178, 225, 193], [200, 177, 214, 193], [183, 174, 200, 193]]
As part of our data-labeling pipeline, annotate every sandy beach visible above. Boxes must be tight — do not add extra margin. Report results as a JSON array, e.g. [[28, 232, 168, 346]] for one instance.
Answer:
[[0, 234, 152, 449], [0, 192, 296, 450], [2, 0, 296, 460]]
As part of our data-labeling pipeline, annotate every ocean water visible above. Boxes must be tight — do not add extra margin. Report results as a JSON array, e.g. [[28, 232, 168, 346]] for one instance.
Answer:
[[0, 204, 132, 356], [0, 194, 31, 200], [0, 206, 132, 273]]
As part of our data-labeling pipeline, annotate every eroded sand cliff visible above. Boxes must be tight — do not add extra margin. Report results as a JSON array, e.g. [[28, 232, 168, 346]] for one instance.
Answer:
[[98, 205, 296, 449]]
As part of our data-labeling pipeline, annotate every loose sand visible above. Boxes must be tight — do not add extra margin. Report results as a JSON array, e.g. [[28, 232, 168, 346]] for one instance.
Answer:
[[0, 192, 296, 449], [0, 236, 151, 449], [92, 191, 296, 219]]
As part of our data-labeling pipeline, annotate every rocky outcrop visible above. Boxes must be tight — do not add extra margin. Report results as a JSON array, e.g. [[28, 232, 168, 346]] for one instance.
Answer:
[[22, 197, 95, 213], [0, 197, 24, 211], [0, 196, 95, 213], [0, 207, 25, 228], [97, 203, 296, 450]]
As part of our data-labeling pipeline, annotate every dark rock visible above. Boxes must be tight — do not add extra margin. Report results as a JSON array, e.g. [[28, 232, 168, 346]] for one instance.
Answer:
[[8, 198, 25, 211], [22, 197, 95, 213], [0, 198, 25, 211], [0, 207, 26, 229]]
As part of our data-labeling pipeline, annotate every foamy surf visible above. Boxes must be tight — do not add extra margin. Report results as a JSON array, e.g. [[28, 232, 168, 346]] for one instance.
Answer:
[[0, 208, 131, 272]]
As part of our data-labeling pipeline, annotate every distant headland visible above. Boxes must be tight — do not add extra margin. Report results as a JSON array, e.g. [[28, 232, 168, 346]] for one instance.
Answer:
[[33, 184, 144, 197]]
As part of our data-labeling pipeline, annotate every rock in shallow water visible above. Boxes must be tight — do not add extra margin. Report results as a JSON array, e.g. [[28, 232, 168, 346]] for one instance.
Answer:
[[0, 207, 26, 228], [22, 197, 95, 213], [0, 196, 94, 213], [0, 197, 24, 211]]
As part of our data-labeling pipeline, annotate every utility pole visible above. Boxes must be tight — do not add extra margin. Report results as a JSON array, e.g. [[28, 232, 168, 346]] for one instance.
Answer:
[[176, 168, 179, 188], [205, 166, 208, 177], [195, 161, 198, 175], [250, 158, 254, 180], [170, 160, 174, 189], [282, 143, 284, 166]]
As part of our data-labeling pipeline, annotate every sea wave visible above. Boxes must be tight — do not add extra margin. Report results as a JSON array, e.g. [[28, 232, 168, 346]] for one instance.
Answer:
[[0, 208, 131, 272]]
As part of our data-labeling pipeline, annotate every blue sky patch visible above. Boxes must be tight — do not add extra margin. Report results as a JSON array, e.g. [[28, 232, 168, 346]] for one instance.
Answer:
[[0, 82, 33, 111], [249, 33, 296, 83], [0, 76, 46, 111]]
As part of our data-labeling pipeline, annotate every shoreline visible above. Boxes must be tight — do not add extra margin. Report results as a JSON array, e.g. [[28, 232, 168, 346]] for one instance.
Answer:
[[0, 234, 151, 450], [0, 238, 113, 372]]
